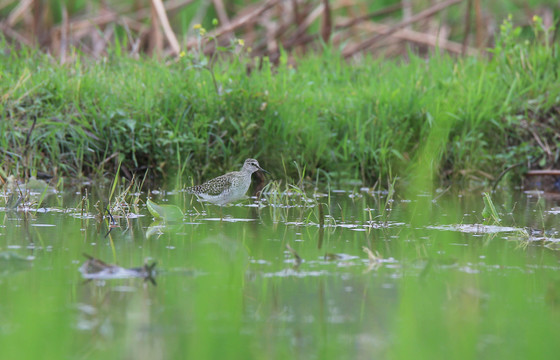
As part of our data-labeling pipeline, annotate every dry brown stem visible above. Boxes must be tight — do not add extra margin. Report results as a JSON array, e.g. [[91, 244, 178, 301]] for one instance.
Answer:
[[186, 0, 279, 50], [152, 0, 180, 55], [1, 0, 493, 60], [342, 0, 464, 58]]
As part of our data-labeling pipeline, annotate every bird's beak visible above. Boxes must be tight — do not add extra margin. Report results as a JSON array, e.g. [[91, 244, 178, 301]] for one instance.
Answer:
[[258, 166, 270, 174]]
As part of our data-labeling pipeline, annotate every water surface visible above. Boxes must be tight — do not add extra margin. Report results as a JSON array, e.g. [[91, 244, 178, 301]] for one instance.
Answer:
[[1, 186, 559, 359]]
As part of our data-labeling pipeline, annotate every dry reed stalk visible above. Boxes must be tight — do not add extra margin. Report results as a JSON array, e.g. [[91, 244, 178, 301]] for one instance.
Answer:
[[60, 5, 68, 63], [6, 0, 32, 27], [342, 0, 464, 58], [474, 0, 483, 48], [264, 8, 277, 58], [0, 0, 496, 60], [152, 0, 180, 55], [148, 0, 164, 55], [0, 23, 33, 46], [212, 0, 230, 25], [462, 0, 472, 55], [32, 0, 48, 47], [46, 0, 193, 53], [251, 1, 312, 56], [58, 0, 194, 32], [402, 0, 412, 31], [334, 3, 402, 30], [291, 0, 301, 25], [279, 2, 324, 53], [320, 0, 332, 43], [335, 19, 478, 56], [291, 3, 324, 41], [185, 0, 279, 50]]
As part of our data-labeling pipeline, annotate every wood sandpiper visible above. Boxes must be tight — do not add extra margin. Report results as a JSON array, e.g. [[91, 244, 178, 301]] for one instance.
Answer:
[[186, 158, 268, 205]]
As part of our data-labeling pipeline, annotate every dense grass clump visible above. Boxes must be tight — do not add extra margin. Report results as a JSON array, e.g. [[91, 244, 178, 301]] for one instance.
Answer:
[[0, 18, 558, 188]]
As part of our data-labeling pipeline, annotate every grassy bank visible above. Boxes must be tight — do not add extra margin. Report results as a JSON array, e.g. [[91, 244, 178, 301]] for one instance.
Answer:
[[1, 18, 559, 188]]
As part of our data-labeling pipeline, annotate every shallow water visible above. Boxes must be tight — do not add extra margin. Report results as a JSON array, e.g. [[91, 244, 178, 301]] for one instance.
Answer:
[[1, 186, 560, 359]]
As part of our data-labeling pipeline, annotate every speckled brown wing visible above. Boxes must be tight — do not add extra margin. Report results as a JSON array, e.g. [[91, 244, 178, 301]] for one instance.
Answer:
[[187, 173, 234, 196]]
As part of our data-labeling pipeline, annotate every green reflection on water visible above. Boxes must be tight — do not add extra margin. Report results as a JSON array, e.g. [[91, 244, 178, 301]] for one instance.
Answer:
[[1, 190, 560, 359]]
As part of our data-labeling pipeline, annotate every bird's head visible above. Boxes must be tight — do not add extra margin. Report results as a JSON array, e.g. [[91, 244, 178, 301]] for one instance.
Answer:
[[243, 158, 268, 174]]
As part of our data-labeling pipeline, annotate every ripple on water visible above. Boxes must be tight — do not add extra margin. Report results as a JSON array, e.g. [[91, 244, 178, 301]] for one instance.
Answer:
[[427, 224, 521, 234], [201, 217, 256, 222], [262, 269, 329, 278]]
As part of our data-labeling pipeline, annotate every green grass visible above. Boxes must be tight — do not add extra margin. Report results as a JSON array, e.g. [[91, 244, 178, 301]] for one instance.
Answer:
[[1, 17, 558, 188]]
